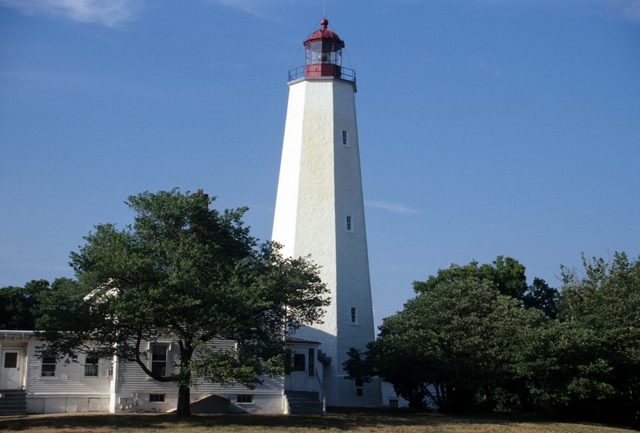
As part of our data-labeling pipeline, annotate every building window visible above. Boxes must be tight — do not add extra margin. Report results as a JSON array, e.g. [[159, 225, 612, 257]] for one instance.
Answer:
[[41, 356, 56, 377], [237, 394, 253, 404], [351, 307, 358, 324], [3, 352, 17, 369], [355, 378, 363, 387], [357, 388, 363, 396], [149, 394, 165, 402], [105, 360, 113, 378], [346, 216, 353, 232], [342, 130, 348, 146], [293, 353, 305, 372], [151, 345, 168, 376], [308, 348, 315, 377], [84, 357, 99, 377], [389, 399, 399, 408]]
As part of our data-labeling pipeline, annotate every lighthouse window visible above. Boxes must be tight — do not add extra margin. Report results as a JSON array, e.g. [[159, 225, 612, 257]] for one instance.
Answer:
[[346, 216, 353, 232], [351, 307, 358, 324], [305, 42, 342, 65], [306, 42, 324, 64], [342, 130, 348, 146]]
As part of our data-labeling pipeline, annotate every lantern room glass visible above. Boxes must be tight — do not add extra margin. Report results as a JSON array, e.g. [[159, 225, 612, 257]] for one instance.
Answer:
[[305, 41, 342, 66]]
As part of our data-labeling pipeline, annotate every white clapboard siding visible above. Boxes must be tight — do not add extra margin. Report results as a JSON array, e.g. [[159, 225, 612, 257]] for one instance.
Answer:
[[25, 341, 111, 397], [116, 339, 283, 396]]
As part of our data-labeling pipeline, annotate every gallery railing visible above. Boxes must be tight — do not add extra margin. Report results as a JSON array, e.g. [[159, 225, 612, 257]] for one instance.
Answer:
[[288, 66, 356, 84]]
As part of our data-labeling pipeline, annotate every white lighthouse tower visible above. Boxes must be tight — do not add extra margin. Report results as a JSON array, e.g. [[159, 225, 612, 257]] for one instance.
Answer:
[[272, 18, 381, 407]]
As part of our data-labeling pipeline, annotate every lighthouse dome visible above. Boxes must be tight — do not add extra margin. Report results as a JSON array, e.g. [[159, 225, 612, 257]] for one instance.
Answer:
[[304, 18, 345, 48]]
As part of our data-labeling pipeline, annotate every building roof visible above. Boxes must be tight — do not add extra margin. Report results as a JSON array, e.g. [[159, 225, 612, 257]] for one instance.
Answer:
[[0, 330, 37, 340], [285, 336, 321, 345]]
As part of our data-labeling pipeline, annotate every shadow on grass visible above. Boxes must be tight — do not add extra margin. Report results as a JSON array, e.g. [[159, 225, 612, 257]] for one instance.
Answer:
[[0, 409, 569, 432]]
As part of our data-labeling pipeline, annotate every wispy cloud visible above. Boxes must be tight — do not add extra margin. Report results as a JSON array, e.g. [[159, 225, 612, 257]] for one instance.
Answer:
[[365, 200, 421, 215], [208, 0, 272, 19], [206, 0, 314, 21], [624, 0, 640, 21], [0, 0, 143, 27]]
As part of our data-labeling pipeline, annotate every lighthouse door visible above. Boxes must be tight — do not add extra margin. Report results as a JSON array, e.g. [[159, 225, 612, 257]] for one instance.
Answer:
[[1, 349, 23, 390]]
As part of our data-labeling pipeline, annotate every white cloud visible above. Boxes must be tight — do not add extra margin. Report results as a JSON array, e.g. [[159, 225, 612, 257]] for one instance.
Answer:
[[0, 0, 143, 27], [365, 200, 421, 215]]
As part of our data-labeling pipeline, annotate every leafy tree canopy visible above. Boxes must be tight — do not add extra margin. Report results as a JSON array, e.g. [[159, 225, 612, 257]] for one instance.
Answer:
[[0, 279, 50, 330], [537, 252, 640, 423], [37, 189, 329, 416], [413, 256, 559, 318], [351, 252, 640, 426], [0, 279, 79, 330], [413, 256, 527, 299], [346, 276, 546, 411]]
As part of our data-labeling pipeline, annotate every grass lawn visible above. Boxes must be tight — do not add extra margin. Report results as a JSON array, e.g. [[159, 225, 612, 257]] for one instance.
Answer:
[[0, 410, 635, 433]]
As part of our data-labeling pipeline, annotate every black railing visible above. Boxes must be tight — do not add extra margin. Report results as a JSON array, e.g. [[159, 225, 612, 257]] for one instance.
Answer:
[[288, 66, 356, 84], [288, 66, 305, 82], [340, 67, 356, 83]]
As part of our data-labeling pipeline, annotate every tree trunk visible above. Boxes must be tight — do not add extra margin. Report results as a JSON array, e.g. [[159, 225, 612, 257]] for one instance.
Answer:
[[407, 390, 425, 409], [177, 384, 191, 416], [176, 343, 193, 416]]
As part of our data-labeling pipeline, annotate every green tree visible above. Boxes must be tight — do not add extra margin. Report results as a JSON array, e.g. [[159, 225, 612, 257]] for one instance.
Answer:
[[529, 252, 640, 424], [413, 256, 558, 317], [413, 256, 528, 299], [36, 189, 329, 416], [347, 277, 545, 411], [0, 279, 54, 330], [522, 319, 607, 414], [523, 277, 559, 319]]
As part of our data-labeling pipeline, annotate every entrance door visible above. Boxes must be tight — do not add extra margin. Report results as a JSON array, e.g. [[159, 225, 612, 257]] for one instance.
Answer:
[[291, 353, 306, 391], [0, 349, 23, 390]]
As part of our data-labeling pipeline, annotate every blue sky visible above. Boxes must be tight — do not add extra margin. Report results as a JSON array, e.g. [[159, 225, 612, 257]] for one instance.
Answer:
[[1, 0, 639, 328]]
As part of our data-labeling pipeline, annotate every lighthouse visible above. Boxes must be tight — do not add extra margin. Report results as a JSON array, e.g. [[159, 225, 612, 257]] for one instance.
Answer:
[[272, 18, 381, 407]]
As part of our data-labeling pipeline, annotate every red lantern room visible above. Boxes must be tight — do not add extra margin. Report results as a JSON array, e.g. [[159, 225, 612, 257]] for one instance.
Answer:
[[304, 18, 344, 79], [288, 18, 355, 84]]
